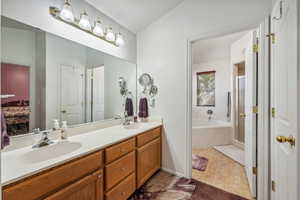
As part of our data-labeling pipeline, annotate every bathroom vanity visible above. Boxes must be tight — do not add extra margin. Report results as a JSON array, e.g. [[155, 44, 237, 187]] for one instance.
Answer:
[[2, 123, 162, 200]]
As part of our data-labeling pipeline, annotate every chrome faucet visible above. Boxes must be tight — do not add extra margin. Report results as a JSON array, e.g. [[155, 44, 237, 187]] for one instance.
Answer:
[[32, 130, 54, 148], [123, 111, 131, 126]]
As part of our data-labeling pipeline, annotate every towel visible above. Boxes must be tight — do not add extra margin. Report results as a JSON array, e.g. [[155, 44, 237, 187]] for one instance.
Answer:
[[1, 111, 10, 149], [125, 98, 134, 116], [138, 98, 148, 118]]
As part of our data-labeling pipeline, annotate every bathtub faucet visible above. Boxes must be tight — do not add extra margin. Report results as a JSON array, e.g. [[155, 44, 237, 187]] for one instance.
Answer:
[[207, 109, 213, 121]]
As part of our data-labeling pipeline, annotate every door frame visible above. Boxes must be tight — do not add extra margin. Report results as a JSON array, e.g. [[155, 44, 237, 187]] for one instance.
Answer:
[[185, 22, 270, 200]]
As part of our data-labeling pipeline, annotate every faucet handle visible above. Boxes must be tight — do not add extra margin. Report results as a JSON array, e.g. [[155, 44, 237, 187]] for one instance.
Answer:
[[41, 131, 51, 139]]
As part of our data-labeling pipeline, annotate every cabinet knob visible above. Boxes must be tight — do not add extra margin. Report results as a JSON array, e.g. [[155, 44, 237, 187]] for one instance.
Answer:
[[121, 192, 126, 196], [98, 174, 102, 179], [121, 167, 126, 171]]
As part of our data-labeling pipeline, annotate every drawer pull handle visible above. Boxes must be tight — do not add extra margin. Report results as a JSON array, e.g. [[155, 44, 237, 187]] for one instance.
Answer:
[[121, 192, 126, 196], [121, 167, 126, 171]]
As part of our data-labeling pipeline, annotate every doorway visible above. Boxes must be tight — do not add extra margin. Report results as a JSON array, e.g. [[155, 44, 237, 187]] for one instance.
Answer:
[[190, 31, 257, 199]]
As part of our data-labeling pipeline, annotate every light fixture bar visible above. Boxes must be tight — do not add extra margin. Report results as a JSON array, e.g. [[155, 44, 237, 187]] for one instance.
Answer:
[[49, 6, 120, 47]]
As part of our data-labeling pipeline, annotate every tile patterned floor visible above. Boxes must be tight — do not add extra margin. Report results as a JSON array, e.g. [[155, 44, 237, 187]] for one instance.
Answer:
[[192, 148, 253, 200]]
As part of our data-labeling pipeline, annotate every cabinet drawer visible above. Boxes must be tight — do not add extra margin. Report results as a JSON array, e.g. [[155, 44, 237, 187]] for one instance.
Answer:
[[105, 173, 136, 200], [137, 127, 161, 147], [105, 138, 136, 164], [3, 151, 103, 200], [105, 151, 135, 191]]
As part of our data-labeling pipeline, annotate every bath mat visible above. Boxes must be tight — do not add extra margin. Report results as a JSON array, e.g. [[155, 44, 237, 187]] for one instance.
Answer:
[[213, 145, 244, 166], [192, 154, 208, 171], [129, 170, 249, 200]]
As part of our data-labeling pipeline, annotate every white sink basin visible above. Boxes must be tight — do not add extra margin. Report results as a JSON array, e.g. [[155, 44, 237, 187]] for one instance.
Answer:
[[23, 141, 82, 163], [123, 123, 142, 130]]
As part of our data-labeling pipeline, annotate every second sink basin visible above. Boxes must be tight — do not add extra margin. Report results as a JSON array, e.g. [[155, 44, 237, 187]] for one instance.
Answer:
[[23, 141, 82, 163]]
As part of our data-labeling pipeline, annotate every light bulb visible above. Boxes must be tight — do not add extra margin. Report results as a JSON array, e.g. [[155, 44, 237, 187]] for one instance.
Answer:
[[93, 20, 104, 37], [116, 33, 124, 46], [60, 0, 74, 23], [78, 11, 91, 31], [105, 27, 115, 42]]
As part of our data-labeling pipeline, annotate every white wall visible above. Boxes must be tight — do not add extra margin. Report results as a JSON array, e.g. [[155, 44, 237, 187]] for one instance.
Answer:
[[192, 60, 231, 121], [137, 0, 271, 176], [1, 27, 37, 130], [192, 32, 247, 122], [2, 0, 136, 63]]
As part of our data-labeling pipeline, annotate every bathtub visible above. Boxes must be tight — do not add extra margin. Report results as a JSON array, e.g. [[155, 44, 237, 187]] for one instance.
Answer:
[[192, 120, 233, 149]]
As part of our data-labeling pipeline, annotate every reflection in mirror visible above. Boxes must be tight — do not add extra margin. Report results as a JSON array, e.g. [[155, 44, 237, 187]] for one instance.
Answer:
[[1, 16, 137, 136]]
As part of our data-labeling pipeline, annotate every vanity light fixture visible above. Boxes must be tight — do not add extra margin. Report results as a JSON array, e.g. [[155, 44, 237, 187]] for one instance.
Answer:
[[116, 33, 125, 46], [93, 20, 105, 37], [60, 0, 74, 23], [78, 11, 91, 31], [105, 27, 115, 42], [49, 1, 124, 47]]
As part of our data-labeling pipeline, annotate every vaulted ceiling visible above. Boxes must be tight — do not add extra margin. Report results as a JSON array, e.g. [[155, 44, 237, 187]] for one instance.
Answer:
[[86, 0, 185, 33]]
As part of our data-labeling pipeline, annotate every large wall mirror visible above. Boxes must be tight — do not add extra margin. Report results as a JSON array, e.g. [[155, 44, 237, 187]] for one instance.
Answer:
[[1, 16, 137, 137]]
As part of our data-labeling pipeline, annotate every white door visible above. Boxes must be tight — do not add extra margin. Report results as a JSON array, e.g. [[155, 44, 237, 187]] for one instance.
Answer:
[[244, 30, 258, 197], [92, 66, 105, 121], [270, 0, 298, 199], [86, 68, 93, 122], [60, 65, 85, 125]]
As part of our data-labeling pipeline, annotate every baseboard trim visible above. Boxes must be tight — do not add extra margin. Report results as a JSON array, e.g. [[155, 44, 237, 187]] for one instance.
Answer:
[[233, 139, 244, 150], [161, 167, 185, 177]]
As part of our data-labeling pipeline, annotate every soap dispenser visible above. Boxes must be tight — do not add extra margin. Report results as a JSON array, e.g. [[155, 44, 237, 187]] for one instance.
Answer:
[[61, 121, 68, 140], [53, 119, 60, 131]]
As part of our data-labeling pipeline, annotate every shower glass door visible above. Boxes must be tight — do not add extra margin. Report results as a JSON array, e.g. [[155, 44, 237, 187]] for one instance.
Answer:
[[237, 76, 245, 143]]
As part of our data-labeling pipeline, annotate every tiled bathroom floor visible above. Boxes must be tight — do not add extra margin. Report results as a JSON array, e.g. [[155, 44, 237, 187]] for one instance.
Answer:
[[192, 148, 253, 200]]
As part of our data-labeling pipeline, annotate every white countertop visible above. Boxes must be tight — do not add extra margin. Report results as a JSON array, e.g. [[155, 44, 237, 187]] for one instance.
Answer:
[[1, 120, 162, 186]]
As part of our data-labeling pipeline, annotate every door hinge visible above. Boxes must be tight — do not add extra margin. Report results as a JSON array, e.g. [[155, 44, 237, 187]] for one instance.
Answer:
[[253, 106, 258, 114], [271, 107, 275, 118], [271, 180, 276, 192], [253, 44, 259, 53], [252, 167, 258, 175], [267, 33, 275, 44]]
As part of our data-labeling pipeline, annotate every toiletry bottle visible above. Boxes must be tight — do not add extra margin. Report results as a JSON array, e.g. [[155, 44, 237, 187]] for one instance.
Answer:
[[53, 119, 60, 131], [61, 121, 68, 140]]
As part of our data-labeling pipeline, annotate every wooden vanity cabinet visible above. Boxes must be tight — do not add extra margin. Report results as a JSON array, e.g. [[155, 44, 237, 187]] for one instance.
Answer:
[[2, 126, 162, 200], [3, 151, 103, 200], [137, 127, 161, 188]]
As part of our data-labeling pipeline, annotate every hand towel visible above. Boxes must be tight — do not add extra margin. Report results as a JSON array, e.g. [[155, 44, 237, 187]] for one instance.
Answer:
[[138, 98, 149, 118], [125, 98, 134, 116]]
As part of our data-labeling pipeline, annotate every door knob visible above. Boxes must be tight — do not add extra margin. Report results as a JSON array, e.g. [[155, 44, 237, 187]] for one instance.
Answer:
[[276, 135, 295, 146], [240, 113, 246, 118], [61, 110, 67, 114]]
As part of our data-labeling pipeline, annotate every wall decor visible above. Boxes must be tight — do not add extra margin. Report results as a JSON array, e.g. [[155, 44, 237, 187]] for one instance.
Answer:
[[197, 71, 216, 106]]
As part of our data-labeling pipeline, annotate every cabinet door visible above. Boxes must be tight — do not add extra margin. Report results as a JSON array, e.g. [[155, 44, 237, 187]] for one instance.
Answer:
[[137, 138, 161, 187], [45, 170, 103, 200]]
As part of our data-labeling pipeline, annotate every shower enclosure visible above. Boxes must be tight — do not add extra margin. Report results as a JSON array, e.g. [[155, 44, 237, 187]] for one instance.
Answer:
[[235, 62, 245, 144]]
